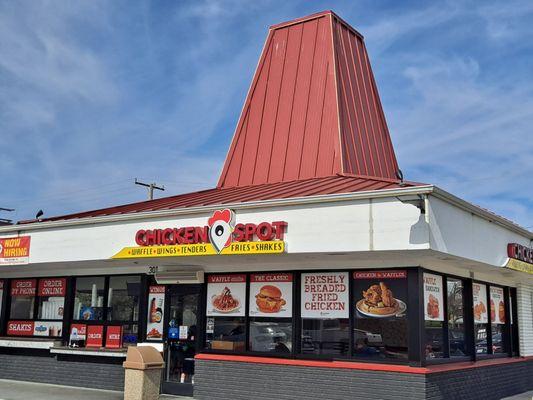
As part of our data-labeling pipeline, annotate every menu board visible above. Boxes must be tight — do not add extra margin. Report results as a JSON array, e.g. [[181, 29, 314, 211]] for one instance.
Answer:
[[146, 285, 165, 341], [206, 274, 246, 316], [249, 273, 292, 317], [301, 272, 349, 318], [353, 270, 407, 319], [490, 287, 506, 324], [11, 279, 36, 296], [473, 283, 488, 323], [423, 273, 444, 321]]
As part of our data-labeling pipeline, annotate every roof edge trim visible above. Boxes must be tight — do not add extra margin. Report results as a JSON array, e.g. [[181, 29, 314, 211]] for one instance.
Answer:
[[0, 186, 435, 233], [430, 187, 533, 240]]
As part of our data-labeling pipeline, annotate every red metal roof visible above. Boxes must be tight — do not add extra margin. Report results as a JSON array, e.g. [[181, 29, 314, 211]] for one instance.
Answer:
[[18, 11, 416, 225], [218, 11, 400, 188], [21, 175, 423, 224]]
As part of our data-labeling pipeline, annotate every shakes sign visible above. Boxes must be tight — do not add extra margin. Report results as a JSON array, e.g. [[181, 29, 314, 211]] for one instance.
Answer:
[[113, 209, 287, 259]]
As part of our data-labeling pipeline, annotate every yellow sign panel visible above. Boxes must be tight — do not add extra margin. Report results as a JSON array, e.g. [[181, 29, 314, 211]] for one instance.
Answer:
[[505, 258, 533, 275], [112, 241, 285, 259]]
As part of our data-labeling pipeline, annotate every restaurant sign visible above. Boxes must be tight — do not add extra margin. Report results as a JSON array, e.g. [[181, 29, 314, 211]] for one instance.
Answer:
[[112, 209, 287, 259], [0, 236, 31, 265], [506, 243, 533, 275]]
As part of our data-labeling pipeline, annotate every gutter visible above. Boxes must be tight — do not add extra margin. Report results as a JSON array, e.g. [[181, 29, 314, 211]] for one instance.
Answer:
[[0, 186, 435, 233]]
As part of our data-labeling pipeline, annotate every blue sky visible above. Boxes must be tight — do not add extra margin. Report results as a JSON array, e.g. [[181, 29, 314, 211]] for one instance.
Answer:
[[1, 0, 532, 229]]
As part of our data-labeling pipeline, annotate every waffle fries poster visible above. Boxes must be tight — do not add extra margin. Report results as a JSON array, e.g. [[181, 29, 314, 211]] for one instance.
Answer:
[[112, 209, 287, 259]]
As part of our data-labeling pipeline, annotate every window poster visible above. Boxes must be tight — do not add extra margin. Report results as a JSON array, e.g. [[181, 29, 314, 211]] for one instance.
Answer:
[[490, 287, 505, 324], [7, 320, 34, 336], [38, 278, 66, 296], [146, 285, 165, 341], [11, 279, 36, 296], [353, 270, 407, 319], [249, 273, 292, 317], [301, 272, 349, 319], [473, 283, 488, 323], [423, 273, 444, 321], [0, 280, 4, 318], [33, 321, 63, 337], [206, 274, 246, 316]]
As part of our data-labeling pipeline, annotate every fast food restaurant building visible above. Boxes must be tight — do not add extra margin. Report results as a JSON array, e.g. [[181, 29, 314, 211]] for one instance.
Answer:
[[0, 11, 532, 400]]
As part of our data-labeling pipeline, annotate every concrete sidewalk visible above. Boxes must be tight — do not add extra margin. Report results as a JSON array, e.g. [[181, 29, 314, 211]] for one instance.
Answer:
[[0, 379, 191, 400], [502, 391, 533, 400]]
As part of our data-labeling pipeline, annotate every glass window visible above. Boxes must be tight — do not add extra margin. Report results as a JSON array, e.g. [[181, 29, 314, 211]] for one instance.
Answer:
[[489, 286, 507, 354], [122, 324, 139, 345], [10, 279, 36, 319], [37, 278, 66, 320], [73, 277, 105, 320], [473, 282, 489, 355], [447, 278, 467, 357], [353, 271, 409, 361], [107, 276, 141, 321], [425, 321, 445, 359], [205, 274, 247, 352], [205, 317, 245, 352], [38, 297, 65, 320], [302, 318, 349, 355], [248, 273, 293, 354], [301, 272, 350, 356], [10, 297, 35, 319], [250, 320, 292, 353]]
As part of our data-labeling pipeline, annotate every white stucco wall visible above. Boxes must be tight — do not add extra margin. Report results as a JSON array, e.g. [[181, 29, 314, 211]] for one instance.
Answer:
[[428, 196, 531, 267], [0, 197, 427, 266], [516, 283, 533, 356]]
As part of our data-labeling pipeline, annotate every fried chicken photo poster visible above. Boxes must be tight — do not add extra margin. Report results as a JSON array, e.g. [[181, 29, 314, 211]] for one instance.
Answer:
[[489, 286, 505, 324], [472, 283, 488, 323], [206, 274, 246, 316], [354, 271, 407, 318], [423, 273, 444, 321], [249, 273, 292, 317]]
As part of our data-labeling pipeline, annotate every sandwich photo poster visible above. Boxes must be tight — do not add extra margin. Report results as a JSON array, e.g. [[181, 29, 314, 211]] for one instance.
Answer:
[[473, 283, 488, 323], [490, 287, 505, 324], [423, 273, 444, 321], [206, 274, 246, 316], [301, 272, 349, 319], [249, 273, 292, 317], [353, 270, 407, 319]]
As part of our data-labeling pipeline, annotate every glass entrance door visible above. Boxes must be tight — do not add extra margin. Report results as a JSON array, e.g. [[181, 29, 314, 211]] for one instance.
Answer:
[[162, 285, 201, 396]]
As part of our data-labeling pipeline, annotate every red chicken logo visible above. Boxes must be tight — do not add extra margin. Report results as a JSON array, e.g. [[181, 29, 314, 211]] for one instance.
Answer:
[[208, 209, 235, 253]]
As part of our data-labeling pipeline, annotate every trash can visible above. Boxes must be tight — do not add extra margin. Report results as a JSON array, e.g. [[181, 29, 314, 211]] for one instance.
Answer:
[[123, 346, 165, 400]]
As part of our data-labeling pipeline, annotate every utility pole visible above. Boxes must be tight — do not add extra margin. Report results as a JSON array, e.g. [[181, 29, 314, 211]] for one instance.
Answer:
[[0, 207, 14, 225], [134, 179, 165, 200]]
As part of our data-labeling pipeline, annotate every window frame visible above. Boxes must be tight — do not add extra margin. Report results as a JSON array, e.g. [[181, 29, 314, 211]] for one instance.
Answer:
[[4, 276, 69, 339], [70, 273, 145, 346], [203, 268, 417, 364]]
